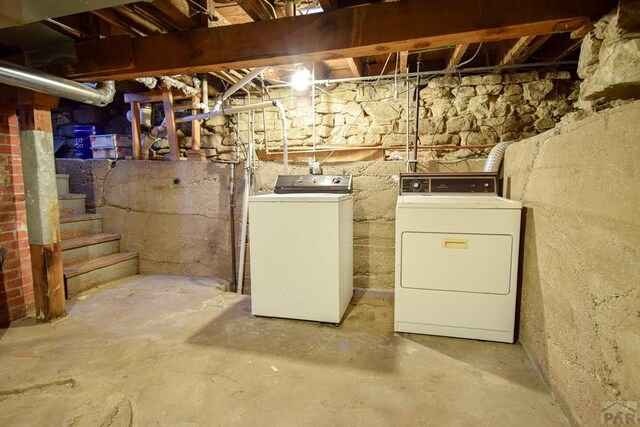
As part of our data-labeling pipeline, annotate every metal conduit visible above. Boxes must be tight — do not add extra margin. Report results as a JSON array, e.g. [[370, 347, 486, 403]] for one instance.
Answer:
[[0, 59, 115, 106]]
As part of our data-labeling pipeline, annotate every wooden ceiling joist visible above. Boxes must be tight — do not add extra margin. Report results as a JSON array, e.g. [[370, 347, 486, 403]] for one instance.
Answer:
[[61, 0, 615, 81], [496, 36, 537, 68], [151, 0, 196, 30], [318, 0, 338, 12], [346, 57, 364, 77], [446, 44, 469, 75], [236, 0, 275, 21]]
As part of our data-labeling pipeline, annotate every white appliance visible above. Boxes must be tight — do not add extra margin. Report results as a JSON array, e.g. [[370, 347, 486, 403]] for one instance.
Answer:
[[394, 173, 522, 343], [249, 176, 353, 323]]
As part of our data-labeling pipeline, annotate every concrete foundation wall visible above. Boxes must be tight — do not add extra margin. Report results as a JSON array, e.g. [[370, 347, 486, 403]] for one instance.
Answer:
[[503, 101, 640, 426], [95, 161, 240, 281]]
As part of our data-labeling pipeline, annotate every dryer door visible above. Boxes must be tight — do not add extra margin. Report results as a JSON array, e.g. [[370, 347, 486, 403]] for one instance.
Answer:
[[400, 232, 513, 295]]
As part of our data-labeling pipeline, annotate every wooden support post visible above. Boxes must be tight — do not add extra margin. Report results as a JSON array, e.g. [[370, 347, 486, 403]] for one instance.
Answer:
[[187, 95, 206, 161], [191, 95, 201, 150], [18, 104, 65, 321], [161, 84, 180, 161], [130, 101, 141, 159]]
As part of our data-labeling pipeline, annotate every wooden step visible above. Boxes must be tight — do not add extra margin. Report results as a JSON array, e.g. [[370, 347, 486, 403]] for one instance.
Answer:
[[56, 174, 69, 196], [62, 233, 121, 265], [60, 214, 104, 239], [60, 213, 104, 224], [59, 193, 86, 216], [64, 252, 139, 298]]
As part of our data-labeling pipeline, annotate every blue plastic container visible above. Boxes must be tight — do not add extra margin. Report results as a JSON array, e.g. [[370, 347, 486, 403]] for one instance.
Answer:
[[73, 125, 103, 159]]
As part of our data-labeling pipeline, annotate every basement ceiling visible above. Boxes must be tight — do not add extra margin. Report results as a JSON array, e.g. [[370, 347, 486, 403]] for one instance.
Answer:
[[0, 0, 619, 93]]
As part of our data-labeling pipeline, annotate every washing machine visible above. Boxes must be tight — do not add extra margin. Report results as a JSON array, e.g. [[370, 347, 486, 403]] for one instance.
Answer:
[[249, 175, 353, 323], [394, 172, 522, 343]]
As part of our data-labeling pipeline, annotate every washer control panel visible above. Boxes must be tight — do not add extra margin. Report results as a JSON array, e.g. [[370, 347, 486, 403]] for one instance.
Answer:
[[274, 175, 352, 194], [399, 172, 497, 195]]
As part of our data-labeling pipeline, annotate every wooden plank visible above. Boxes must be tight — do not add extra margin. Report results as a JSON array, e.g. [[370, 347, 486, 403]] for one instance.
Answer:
[[191, 95, 201, 150], [236, 0, 274, 21], [151, 0, 197, 30], [124, 89, 191, 103], [53, 35, 135, 78], [398, 51, 408, 73], [31, 243, 66, 320], [256, 147, 384, 163], [346, 57, 363, 77], [447, 44, 469, 70], [496, 35, 537, 68], [18, 105, 53, 132], [161, 85, 180, 161], [318, 0, 338, 11], [62, 0, 615, 80], [90, 9, 141, 37], [130, 102, 141, 160], [516, 34, 552, 63]]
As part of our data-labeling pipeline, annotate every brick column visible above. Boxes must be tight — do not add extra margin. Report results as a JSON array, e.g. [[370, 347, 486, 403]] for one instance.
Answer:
[[0, 107, 35, 325]]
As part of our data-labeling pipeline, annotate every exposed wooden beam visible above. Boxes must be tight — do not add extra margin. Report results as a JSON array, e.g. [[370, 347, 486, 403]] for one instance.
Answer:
[[161, 85, 180, 161], [445, 44, 469, 76], [517, 34, 552, 63], [346, 57, 363, 77], [537, 33, 584, 62], [89, 9, 140, 37], [496, 36, 537, 68], [61, 0, 615, 81], [151, 0, 197, 30], [398, 51, 408, 73], [318, 0, 338, 11], [236, 0, 275, 21]]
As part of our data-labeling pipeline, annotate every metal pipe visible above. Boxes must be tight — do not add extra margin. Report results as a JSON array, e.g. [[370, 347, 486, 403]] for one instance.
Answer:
[[229, 162, 237, 292], [236, 132, 252, 295], [212, 67, 268, 111], [412, 73, 420, 173], [405, 74, 410, 172], [201, 74, 210, 113], [266, 60, 578, 87], [483, 140, 517, 172], [0, 59, 115, 106], [176, 99, 289, 174]]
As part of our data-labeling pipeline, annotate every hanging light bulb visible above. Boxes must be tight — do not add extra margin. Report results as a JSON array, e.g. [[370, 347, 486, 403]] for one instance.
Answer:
[[291, 67, 311, 91]]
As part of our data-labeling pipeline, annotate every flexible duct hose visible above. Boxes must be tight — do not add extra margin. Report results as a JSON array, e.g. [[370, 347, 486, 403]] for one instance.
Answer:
[[483, 140, 516, 173]]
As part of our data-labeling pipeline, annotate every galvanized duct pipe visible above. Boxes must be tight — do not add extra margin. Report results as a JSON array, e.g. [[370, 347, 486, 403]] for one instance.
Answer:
[[0, 59, 115, 106], [211, 67, 268, 112], [483, 140, 517, 172]]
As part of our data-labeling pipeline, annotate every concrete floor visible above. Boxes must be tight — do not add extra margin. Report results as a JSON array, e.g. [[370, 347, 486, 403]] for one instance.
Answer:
[[0, 275, 567, 426]]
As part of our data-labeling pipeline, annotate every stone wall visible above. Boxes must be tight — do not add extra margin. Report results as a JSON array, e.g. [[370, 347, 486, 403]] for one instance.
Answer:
[[578, 0, 640, 107], [223, 71, 578, 161], [255, 159, 485, 290], [503, 101, 640, 426]]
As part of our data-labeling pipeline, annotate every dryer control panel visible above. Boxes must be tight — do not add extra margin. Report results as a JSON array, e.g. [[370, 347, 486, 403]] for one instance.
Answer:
[[400, 172, 497, 195]]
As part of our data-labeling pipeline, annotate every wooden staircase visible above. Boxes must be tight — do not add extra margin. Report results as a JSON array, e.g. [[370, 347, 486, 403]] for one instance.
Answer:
[[57, 174, 139, 298]]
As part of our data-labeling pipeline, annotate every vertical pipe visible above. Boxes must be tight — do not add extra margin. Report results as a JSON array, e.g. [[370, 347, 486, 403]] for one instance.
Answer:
[[405, 74, 410, 172], [201, 74, 209, 113], [311, 63, 317, 158], [229, 163, 237, 291], [130, 101, 142, 160], [412, 73, 420, 172]]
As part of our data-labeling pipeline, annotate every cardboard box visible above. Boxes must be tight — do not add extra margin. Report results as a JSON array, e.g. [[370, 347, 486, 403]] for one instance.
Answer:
[[90, 134, 132, 150], [92, 147, 133, 159]]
